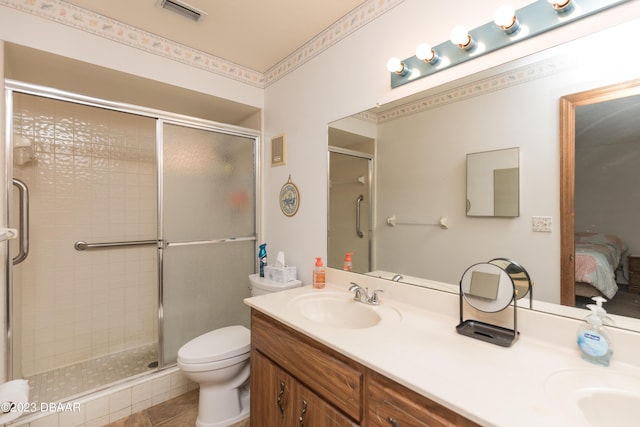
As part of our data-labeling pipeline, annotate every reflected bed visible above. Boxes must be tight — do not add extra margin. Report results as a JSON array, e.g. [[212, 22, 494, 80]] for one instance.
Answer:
[[575, 232, 627, 299]]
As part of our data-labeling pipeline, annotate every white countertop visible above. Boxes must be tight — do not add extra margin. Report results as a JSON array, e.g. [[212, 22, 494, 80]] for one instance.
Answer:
[[244, 272, 640, 427]]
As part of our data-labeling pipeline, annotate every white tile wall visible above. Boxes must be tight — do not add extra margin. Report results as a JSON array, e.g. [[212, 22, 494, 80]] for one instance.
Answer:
[[12, 93, 158, 376]]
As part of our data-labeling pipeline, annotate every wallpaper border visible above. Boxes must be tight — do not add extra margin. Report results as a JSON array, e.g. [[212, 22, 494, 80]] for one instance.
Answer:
[[1, 0, 405, 88]]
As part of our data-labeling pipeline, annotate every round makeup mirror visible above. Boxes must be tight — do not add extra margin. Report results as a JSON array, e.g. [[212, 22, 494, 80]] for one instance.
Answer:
[[489, 258, 532, 300], [459, 262, 515, 313]]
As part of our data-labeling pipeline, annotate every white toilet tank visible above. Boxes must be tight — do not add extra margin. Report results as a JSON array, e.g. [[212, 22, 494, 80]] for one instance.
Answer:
[[249, 273, 301, 296]]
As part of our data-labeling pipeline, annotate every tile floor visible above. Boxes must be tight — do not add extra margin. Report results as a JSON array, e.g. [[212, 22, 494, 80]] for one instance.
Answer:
[[26, 344, 158, 404], [104, 390, 250, 427]]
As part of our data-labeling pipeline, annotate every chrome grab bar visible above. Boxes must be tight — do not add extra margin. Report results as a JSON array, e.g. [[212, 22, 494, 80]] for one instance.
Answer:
[[12, 178, 29, 265], [355, 194, 364, 238], [75, 236, 256, 251], [74, 239, 158, 251], [165, 236, 256, 247]]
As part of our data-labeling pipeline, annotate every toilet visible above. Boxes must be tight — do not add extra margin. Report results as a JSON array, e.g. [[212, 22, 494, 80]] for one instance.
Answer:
[[177, 273, 302, 427]]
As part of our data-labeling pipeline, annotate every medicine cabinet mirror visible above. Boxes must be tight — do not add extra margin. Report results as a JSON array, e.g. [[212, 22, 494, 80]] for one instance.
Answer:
[[466, 148, 519, 217]]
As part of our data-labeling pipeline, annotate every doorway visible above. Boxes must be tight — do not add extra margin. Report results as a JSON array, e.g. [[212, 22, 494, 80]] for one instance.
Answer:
[[560, 78, 640, 317]]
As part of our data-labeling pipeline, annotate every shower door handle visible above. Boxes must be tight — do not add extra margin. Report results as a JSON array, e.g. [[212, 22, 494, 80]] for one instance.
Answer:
[[12, 178, 29, 265], [355, 195, 364, 238]]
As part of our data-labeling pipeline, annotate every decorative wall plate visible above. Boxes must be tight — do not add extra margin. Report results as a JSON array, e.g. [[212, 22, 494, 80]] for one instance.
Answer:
[[280, 175, 300, 217]]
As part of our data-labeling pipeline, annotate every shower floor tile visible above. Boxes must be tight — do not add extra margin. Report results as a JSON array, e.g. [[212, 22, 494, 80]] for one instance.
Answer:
[[26, 343, 158, 404]]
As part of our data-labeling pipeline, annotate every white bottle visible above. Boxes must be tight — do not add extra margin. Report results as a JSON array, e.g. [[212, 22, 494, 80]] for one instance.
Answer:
[[577, 296, 613, 367]]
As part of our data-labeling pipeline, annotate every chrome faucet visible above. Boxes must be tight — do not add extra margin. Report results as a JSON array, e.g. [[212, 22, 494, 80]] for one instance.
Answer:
[[349, 282, 383, 305], [391, 274, 403, 282]]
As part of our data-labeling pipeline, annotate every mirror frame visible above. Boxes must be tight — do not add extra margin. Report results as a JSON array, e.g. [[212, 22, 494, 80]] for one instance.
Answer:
[[560, 77, 640, 305], [466, 147, 520, 217]]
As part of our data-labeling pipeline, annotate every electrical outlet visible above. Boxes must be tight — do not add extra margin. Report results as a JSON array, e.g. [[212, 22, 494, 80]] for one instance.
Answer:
[[532, 216, 552, 232]]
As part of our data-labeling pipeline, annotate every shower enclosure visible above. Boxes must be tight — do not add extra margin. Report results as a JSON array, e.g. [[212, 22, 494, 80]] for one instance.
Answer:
[[328, 148, 373, 272], [4, 82, 258, 405]]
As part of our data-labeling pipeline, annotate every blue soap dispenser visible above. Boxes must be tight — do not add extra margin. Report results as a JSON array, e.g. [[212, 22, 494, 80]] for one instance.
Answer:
[[577, 296, 613, 367]]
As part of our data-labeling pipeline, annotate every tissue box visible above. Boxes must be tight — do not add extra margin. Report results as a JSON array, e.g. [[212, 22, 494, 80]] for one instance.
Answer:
[[264, 265, 297, 283]]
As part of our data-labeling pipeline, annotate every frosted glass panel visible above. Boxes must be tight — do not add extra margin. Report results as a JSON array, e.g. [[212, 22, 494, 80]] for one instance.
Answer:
[[163, 123, 255, 242], [162, 241, 254, 364], [160, 122, 256, 366], [328, 151, 371, 272]]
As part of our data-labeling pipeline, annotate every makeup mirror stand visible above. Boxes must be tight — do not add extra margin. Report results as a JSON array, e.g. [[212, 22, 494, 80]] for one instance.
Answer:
[[456, 261, 522, 347]]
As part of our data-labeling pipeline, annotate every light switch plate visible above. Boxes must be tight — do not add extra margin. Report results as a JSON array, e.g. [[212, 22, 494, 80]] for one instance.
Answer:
[[532, 216, 552, 232]]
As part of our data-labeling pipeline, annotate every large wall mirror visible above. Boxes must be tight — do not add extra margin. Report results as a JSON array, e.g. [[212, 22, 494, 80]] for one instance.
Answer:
[[328, 17, 640, 332]]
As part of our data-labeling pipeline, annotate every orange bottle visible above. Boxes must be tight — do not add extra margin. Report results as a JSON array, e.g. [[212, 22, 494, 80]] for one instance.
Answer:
[[313, 257, 326, 289], [343, 252, 353, 272]]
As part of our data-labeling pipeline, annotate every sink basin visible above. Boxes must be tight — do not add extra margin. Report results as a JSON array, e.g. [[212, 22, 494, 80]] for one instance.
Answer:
[[545, 369, 640, 426], [289, 291, 401, 329]]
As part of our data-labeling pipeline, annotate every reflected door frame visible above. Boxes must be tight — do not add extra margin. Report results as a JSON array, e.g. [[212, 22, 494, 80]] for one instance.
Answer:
[[560, 78, 640, 305]]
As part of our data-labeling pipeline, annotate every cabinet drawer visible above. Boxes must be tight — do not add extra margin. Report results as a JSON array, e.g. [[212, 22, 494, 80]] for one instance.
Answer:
[[629, 271, 640, 286], [628, 256, 640, 272], [366, 369, 480, 427], [251, 309, 363, 421]]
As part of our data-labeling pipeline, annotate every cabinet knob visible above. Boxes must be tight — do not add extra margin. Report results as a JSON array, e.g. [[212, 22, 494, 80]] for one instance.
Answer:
[[387, 416, 399, 427]]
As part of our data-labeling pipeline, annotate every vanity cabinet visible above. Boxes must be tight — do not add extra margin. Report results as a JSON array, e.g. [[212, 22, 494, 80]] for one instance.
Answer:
[[251, 309, 362, 425], [252, 350, 357, 426], [251, 309, 480, 427], [366, 369, 479, 427]]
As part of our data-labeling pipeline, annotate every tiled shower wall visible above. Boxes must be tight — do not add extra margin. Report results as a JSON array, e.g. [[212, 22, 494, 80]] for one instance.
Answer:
[[12, 93, 158, 376]]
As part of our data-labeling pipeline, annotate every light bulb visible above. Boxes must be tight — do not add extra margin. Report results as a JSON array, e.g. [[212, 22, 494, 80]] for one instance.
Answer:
[[494, 5, 515, 27], [450, 25, 476, 51], [386, 57, 404, 74], [547, 0, 573, 12], [450, 25, 471, 47], [415, 43, 438, 63], [494, 4, 520, 34]]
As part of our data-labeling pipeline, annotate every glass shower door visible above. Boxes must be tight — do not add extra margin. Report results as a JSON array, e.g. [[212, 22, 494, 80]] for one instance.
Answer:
[[328, 149, 372, 273], [159, 122, 256, 366]]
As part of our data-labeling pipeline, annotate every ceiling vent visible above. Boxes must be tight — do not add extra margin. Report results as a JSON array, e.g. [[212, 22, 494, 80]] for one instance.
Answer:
[[159, 0, 207, 22]]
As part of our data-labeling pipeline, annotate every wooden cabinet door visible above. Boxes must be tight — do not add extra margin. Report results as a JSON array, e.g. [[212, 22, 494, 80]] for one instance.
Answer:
[[366, 370, 479, 427], [295, 380, 359, 427], [251, 351, 293, 426], [252, 350, 358, 427]]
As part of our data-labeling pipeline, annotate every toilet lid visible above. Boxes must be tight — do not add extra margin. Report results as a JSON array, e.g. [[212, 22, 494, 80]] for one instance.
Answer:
[[178, 325, 250, 364]]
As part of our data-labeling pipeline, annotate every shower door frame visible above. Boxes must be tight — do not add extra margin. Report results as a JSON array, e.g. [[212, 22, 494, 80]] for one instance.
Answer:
[[327, 146, 374, 272], [156, 118, 260, 368], [3, 80, 261, 380]]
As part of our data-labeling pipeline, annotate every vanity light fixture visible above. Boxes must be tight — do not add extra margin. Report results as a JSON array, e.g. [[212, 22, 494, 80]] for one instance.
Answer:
[[388, 0, 626, 89], [547, 0, 576, 13], [450, 25, 476, 51], [415, 43, 439, 64], [386, 57, 409, 76], [494, 4, 520, 34]]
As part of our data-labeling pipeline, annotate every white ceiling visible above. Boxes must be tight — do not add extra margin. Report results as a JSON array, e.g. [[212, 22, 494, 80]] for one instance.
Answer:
[[64, 0, 365, 73]]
